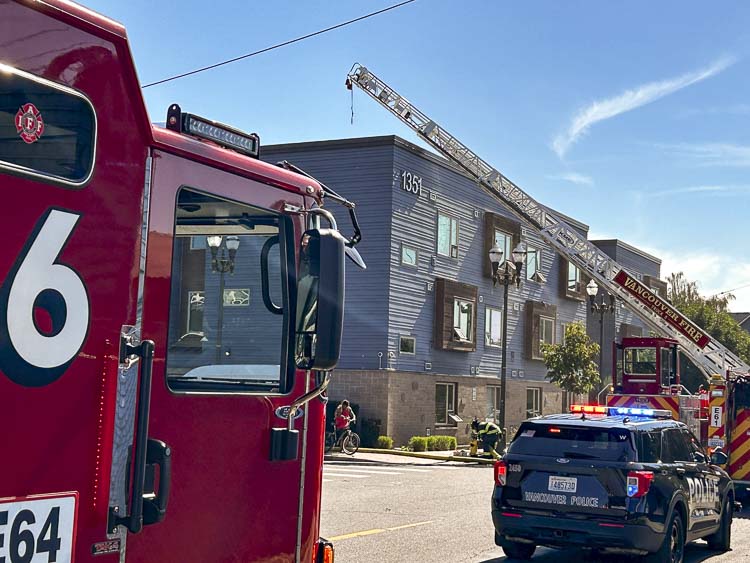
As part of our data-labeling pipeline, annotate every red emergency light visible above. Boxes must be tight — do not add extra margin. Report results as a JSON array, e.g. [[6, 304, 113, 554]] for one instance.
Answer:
[[570, 404, 607, 415]]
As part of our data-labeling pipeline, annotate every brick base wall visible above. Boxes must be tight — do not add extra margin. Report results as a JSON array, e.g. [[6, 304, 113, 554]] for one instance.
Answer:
[[330, 369, 573, 447]]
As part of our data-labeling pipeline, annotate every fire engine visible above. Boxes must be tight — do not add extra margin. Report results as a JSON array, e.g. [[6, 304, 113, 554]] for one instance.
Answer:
[[1, 1, 363, 561], [345, 64, 750, 496]]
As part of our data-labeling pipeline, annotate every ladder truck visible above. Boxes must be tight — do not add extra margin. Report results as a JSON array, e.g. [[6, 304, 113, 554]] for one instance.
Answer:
[[346, 64, 750, 493]]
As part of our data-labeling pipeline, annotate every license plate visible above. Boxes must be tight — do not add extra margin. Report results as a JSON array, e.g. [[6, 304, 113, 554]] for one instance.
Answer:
[[0, 492, 78, 563], [548, 476, 577, 493]]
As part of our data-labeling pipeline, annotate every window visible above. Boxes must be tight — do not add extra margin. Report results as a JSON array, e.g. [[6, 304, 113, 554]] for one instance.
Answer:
[[494, 229, 512, 262], [223, 288, 250, 306], [567, 262, 581, 292], [399, 336, 416, 355], [539, 316, 555, 350], [526, 387, 542, 418], [485, 307, 503, 347], [487, 386, 503, 424], [437, 213, 459, 258], [526, 247, 540, 280], [401, 243, 418, 267], [509, 423, 635, 462], [453, 299, 475, 342], [661, 428, 693, 463], [0, 64, 96, 186], [624, 347, 657, 375], [436, 382, 457, 425], [434, 278, 478, 352], [560, 322, 568, 344], [186, 291, 205, 334], [166, 188, 293, 393], [637, 431, 662, 463], [190, 236, 207, 250]]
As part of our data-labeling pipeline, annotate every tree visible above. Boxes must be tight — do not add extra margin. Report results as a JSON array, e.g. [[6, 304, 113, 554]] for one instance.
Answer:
[[667, 272, 750, 391], [542, 322, 601, 395]]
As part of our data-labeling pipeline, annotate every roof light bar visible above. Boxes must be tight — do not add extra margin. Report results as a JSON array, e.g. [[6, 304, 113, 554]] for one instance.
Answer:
[[166, 104, 260, 158], [570, 405, 608, 415], [569, 405, 672, 419]]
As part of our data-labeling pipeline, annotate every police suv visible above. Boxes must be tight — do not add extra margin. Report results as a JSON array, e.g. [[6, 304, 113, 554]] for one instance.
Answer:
[[492, 405, 735, 562]]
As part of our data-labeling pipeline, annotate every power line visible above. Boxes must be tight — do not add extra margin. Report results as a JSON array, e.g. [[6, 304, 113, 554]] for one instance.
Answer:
[[715, 282, 750, 296], [142, 0, 417, 89]]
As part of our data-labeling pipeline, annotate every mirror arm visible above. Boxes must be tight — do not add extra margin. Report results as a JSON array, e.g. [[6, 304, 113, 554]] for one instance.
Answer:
[[287, 371, 331, 431], [307, 208, 337, 230]]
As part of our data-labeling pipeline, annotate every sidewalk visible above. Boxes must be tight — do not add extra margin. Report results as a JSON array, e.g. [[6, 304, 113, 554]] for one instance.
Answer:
[[325, 447, 496, 465]]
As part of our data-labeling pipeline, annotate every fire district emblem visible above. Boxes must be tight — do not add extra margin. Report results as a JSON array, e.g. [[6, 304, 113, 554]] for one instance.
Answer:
[[15, 103, 45, 144]]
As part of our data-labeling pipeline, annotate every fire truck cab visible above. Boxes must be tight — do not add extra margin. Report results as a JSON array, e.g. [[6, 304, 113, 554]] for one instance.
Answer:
[[613, 336, 680, 396], [1, 1, 350, 562]]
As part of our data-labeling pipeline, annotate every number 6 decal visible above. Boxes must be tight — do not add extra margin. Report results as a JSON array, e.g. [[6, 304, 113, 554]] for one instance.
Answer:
[[0, 208, 89, 387]]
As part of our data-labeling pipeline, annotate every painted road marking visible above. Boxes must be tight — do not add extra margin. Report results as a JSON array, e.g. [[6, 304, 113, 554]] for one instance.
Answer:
[[323, 472, 369, 478], [323, 467, 402, 475], [329, 521, 434, 542]]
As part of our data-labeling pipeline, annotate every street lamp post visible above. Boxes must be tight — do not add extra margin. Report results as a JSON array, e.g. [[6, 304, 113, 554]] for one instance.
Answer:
[[489, 243, 526, 450], [586, 279, 616, 402], [207, 235, 240, 363]]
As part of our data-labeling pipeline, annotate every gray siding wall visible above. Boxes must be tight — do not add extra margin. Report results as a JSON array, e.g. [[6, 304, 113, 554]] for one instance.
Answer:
[[262, 140, 395, 370], [389, 141, 588, 382]]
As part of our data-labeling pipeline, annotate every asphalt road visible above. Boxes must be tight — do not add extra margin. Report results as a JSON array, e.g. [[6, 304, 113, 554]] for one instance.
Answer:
[[321, 456, 750, 563]]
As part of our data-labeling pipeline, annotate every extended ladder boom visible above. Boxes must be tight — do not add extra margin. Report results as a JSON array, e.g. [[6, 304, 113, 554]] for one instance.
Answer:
[[347, 64, 749, 379]]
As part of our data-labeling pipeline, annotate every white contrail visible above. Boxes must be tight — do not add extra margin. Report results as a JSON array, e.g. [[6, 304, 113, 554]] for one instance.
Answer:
[[552, 55, 736, 158]]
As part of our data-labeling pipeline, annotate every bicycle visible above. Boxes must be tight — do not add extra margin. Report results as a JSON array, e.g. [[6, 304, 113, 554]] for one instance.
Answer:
[[325, 425, 360, 455]]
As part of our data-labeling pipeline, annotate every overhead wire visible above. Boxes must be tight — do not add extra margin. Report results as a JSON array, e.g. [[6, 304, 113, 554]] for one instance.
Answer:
[[142, 0, 417, 89], [714, 282, 750, 297]]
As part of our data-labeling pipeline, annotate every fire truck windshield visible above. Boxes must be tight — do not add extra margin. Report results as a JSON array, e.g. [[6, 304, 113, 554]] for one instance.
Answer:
[[166, 188, 294, 393], [624, 347, 658, 376]]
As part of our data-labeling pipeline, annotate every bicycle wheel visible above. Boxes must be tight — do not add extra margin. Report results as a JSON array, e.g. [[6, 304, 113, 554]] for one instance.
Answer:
[[325, 432, 337, 453], [342, 432, 360, 455]]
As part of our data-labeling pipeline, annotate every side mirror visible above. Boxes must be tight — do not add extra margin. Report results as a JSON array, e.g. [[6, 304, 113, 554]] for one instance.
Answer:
[[711, 450, 728, 466], [693, 451, 707, 464], [295, 229, 345, 371]]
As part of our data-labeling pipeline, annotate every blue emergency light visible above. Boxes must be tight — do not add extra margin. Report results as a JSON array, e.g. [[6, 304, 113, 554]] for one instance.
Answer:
[[611, 406, 672, 419]]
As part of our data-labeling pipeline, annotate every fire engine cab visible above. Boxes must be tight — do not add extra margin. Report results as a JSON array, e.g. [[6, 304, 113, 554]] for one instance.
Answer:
[[1, 1, 356, 561]]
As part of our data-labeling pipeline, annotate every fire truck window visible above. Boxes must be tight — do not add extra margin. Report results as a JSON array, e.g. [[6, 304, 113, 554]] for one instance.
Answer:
[[166, 188, 290, 392], [660, 347, 671, 387], [623, 347, 657, 375], [0, 66, 96, 185]]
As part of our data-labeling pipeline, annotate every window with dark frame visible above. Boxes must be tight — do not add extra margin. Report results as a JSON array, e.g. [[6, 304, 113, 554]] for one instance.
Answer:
[[186, 290, 205, 334], [190, 236, 207, 250], [567, 262, 581, 292], [437, 213, 459, 258], [526, 387, 542, 418], [494, 229, 512, 262], [399, 335, 416, 355], [453, 298, 475, 342], [487, 385, 502, 424], [436, 382, 457, 425]]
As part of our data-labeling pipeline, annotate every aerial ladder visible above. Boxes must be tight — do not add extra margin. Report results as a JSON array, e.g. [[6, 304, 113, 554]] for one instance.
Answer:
[[347, 65, 750, 488], [345, 64, 749, 381]]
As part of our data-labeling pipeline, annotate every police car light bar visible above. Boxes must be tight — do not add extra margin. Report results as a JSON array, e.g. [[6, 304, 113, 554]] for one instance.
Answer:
[[569, 404, 672, 419], [570, 405, 607, 415], [166, 104, 260, 158]]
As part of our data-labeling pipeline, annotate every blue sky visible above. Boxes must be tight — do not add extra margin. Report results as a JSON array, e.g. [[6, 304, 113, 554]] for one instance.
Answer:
[[88, 0, 750, 311]]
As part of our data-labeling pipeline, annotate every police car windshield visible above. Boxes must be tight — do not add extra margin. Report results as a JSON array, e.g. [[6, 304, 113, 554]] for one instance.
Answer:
[[508, 422, 636, 462]]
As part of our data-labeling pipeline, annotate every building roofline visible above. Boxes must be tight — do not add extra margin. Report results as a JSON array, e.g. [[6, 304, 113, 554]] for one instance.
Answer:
[[264, 134, 590, 232], [592, 239, 662, 265]]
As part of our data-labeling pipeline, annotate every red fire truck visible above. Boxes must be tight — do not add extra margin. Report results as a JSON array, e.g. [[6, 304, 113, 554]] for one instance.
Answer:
[[1, 1, 360, 561]]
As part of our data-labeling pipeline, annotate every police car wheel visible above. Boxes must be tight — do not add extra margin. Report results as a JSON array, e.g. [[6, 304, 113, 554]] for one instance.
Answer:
[[500, 539, 535, 560], [706, 496, 732, 552], [646, 512, 685, 563]]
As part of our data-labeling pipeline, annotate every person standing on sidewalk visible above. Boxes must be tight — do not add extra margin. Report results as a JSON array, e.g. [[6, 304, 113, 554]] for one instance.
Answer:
[[471, 418, 502, 459]]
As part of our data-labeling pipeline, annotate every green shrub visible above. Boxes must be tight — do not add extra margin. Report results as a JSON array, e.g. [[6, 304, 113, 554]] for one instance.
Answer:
[[408, 436, 428, 452], [425, 435, 456, 451], [376, 436, 394, 449]]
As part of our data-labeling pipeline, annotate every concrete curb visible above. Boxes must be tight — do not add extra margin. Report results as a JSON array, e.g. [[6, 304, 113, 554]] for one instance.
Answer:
[[354, 447, 496, 464]]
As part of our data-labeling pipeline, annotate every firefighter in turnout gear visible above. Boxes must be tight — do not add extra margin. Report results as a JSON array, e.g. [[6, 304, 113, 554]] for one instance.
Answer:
[[471, 418, 502, 459]]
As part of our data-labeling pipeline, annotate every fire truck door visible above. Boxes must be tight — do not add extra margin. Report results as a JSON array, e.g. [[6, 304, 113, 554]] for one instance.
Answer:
[[121, 152, 309, 562]]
